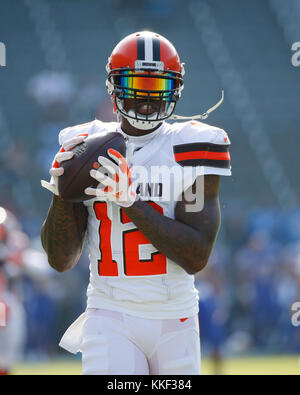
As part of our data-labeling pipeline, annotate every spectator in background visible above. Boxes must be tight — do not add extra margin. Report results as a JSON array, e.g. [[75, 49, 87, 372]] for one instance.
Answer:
[[234, 230, 281, 348], [0, 207, 26, 374], [0, 206, 64, 366], [0, 269, 26, 375], [195, 247, 231, 374]]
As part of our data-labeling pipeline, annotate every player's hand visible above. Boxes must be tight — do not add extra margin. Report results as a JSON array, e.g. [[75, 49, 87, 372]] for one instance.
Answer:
[[41, 135, 87, 195], [85, 148, 137, 207]]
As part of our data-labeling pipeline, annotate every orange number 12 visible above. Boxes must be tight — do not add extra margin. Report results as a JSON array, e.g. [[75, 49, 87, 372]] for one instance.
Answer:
[[94, 201, 167, 277]]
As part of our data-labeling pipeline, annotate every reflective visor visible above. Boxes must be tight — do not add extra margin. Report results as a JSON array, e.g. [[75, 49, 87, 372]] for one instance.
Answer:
[[115, 70, 178, 101]]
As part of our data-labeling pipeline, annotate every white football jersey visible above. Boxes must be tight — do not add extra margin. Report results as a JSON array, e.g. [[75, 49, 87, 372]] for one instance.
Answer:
[[58, 119, 231, 319]]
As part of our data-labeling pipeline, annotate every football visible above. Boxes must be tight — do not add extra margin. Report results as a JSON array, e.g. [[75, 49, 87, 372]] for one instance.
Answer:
[[58, 132, 127, 202]]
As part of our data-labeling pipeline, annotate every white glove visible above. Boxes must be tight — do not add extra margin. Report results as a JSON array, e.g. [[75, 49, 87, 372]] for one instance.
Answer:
[[85, 148, 137, 207], [41, 135, 87, 196]]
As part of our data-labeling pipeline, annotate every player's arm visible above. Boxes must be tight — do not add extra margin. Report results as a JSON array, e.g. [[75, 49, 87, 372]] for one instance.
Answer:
[[41, 195, 88, 272], [123, 175, 220, 275], [41, 134, 89, 272]]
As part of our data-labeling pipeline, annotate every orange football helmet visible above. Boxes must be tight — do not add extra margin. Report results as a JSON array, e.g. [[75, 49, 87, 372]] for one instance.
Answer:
[[106, 31, 185, 130]]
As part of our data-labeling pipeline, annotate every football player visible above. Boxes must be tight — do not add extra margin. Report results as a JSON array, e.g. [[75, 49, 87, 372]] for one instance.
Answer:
[[41, 31, 231, 375], [0, 208, 26, 375]]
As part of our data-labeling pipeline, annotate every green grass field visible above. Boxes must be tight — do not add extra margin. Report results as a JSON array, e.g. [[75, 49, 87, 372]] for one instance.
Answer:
[[12, 355, 300, 375]]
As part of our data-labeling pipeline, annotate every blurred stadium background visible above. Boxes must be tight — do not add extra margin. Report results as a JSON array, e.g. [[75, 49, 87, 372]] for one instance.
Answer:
[[1, 0, 300, 375]]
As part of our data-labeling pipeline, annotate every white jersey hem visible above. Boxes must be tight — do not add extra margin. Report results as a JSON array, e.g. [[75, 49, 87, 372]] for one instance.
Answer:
[[87, 297, 199, 320]]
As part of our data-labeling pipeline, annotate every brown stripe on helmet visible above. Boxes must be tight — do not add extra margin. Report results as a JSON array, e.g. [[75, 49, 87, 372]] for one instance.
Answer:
[[137, 36, 145, 60], [152, 37, 160, 61]]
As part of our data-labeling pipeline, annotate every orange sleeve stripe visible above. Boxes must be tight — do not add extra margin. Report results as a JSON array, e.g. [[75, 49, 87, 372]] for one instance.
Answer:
[[174, 150, 230, 161]]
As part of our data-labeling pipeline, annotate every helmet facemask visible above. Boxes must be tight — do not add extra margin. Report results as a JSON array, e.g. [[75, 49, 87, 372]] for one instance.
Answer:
[[106, 67, 184, 130]]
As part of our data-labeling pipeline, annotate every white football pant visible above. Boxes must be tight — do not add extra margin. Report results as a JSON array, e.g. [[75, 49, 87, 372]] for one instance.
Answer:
[[80, 308, 201, 375]]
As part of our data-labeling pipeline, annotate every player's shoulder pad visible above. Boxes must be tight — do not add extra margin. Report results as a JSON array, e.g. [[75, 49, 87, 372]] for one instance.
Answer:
[[58, 119, 119, 146], [172, 120, 231, 168]]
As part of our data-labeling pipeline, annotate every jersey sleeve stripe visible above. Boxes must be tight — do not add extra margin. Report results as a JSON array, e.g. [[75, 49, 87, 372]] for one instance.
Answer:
[[173, 143, 230, 168], [173, 142, 229, 154], [174, 150, 230, 161]]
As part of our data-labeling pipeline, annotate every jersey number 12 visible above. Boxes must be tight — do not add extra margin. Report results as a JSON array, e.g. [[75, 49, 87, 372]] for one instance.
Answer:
[[94, 201, 167, 277]]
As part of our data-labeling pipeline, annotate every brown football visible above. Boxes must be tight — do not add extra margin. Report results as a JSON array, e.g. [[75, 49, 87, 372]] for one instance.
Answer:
[[58, 132, 126, 202]]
